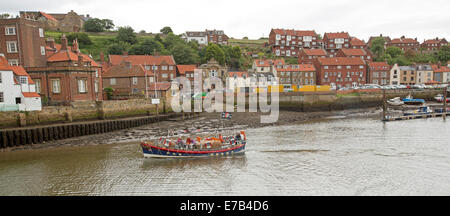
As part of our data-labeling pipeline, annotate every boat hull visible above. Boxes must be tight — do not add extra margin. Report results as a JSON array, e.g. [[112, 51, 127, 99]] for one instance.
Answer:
[[142, 143, 246, 158]]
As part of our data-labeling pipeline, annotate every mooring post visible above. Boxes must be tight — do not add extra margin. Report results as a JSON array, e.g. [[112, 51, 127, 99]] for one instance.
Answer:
[[444, 87, 447, 120], [382, 89, 387, 121]]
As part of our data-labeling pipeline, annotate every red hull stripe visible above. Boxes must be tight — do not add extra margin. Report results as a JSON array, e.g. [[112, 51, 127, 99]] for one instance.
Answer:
[[142, 143, 244, 154]]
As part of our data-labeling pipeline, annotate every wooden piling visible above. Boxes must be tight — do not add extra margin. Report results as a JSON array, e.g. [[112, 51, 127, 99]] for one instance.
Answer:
[[444, 87, 447, 120]]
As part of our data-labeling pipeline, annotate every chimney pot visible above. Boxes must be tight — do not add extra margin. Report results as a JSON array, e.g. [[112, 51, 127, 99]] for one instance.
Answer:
[[60, 34, 68, 51]]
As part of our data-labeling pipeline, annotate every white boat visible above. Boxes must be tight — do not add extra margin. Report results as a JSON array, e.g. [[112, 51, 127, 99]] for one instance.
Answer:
[[387, 97, 404, 106]]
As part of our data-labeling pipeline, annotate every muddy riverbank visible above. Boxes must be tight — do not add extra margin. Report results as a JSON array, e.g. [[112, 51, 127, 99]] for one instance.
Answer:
[[1, 107, 383, 152]]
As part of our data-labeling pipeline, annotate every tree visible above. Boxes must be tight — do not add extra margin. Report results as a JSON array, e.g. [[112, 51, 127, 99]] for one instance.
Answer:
[[163, 33, 185, 50], [83, 18, 104, 32], [160, 26, 173, 35], [66, 32, 92, 46], [437, 46, 450, 64], [385, 46, 403, 59], [116, 26, 137, 44], [204, 43, 225, 65], [170, 43, 200, 65], [128, 38, 167, 55], [243, 36, 248, 40], [101, 19, 115, 31], [370, 37, 385, 61], [0, 13, 10, 19], [107, 41, 130, 55]]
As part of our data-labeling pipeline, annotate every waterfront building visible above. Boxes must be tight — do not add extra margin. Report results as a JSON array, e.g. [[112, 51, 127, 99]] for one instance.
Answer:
[[367, 62, 390, 85], [313, 57, 367, 89], [252, 58, 284, 75], [26, 35, 103, 103], [0, 55, 41, 111], [415, 64, 434, 84], [0, 16, 47, 67], [198, 58, 228, 82], [389, 64, 401, 85], [276, 64, 316, 87], [398, 65, 416, 85]]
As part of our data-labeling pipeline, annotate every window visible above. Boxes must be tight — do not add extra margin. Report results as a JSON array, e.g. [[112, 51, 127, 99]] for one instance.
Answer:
[[162, 73, 168, 78], [324, 66, 329, 69], [78, 79, 87, 93], [169, 66, 174, 70], [132, 77, 138, 85], [5, 27, 16, 35], [346, 66, 351, 69], [19, 76, 27, 84], [110, 78, 116, 85], [39, 28, 44, 37], [153, 66, 158, 70], [94, 81, 99, 93], [51, 79, 61, 93], [6, 41, 18, 53], [40, 46, 45, 56], [0, 74, 2, 83], [162, 66, 168, 70], [149, 77, 154, 83], [95, 69, 99, 78], [145, 66, 151, 70], [16, 97, 21, 104], [34, 79, 41, 93], [0, 92, 3, 102], [170, 74, 174, 79], [8, 59, 19, 66]]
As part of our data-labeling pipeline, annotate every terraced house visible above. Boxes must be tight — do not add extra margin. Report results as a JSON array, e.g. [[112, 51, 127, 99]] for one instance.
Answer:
[[415, 64, 434, 84], [398, 66, 416, 85], [269, 28, 319, 57], [276, 64, 316, 88], [421, 38, 448, 52], [297, 49, 327, 64], [323, 32, 351, 57], [313, 57, 367, 89], [102, 61, 154, 96], [388, 36, 420, 51], [336, 48, 373, 62]]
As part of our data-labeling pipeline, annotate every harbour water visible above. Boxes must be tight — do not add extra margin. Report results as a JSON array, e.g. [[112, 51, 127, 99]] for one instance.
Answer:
[[1, 117, 449, 196]]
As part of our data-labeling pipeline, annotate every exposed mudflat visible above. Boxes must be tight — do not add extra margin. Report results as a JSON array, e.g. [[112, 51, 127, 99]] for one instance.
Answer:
[[5, 107, 383, 151]]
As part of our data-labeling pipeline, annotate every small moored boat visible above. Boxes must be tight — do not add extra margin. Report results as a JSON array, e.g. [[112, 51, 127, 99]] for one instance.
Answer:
[[402, 95, 425, 105], [387, 97, 404, 106], [434, 94, 450, 103], [403, 106, 433, 116], [141, 131, 247, 158]]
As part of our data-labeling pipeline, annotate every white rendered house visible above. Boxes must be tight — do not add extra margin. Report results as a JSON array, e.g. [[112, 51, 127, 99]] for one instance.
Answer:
[[0, 56, 42, 111]]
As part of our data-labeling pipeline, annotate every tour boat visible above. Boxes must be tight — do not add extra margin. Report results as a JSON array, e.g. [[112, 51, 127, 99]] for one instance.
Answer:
[[402, 95, 425, 105], [403, 106, 433, 116], [141, 131, 247, 158]]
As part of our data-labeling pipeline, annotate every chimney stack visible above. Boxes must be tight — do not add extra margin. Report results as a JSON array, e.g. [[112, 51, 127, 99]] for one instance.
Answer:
[[60, 34, 68, 51], [78, 53, 83, 66], [72, 38, 79, 53], [46, 37, 56, 50], [100, 52, 105, 63]]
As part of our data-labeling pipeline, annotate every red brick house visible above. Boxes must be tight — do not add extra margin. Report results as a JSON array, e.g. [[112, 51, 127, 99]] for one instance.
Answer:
[[176, 65, 197, 81], [276, 64, 316, 86], [421, 38, 448, 52], [313, 57, 367, 89], [205, 29, 229, 45], [367, 62, 390, 85], [298, 49, 327, 64], [107, 54, 177, 83], [0, 17, 47, 67], [387, 36, 420, 51], [336, 48, 373, 62], [26, 35, 102, 103], [269, 28, 319, 57], [102, 61, 155, 96], [323, 32, 351, 56]]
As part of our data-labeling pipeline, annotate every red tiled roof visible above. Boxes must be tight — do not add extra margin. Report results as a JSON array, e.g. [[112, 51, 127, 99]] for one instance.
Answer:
[[40, 12, 58, 22], [109, 55, 176, 67], [368, 62, 390, 70], [103, 63, 151, 78], [254, 59, 271, 67], [434, 66, 450, 73], [276, 64, 315, 72], [272, 29, 316, 37], [0, 58, 36, 85], [47, 50, 79, 62], [390, 38, 419, 44], [350, 37, 365, 46], [303, 49, 327, 56], [177, 65, 197, 75], [340, 49, 367, 56], [317, 57, 365, 66], [22, 92, 41, 98], [324, 32, 350, 39]]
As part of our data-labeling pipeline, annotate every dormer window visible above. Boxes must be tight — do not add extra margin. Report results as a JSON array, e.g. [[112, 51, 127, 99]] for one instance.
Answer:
[[19, 76, 28, 84]]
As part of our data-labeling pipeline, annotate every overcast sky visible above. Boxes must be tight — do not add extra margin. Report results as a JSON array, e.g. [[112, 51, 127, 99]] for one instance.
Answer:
[[2, 0, 449, 42]]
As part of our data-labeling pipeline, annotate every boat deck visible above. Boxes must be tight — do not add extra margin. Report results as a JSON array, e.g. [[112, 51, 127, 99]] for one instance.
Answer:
[[383, 112, 450, 121]]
